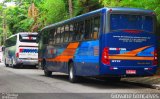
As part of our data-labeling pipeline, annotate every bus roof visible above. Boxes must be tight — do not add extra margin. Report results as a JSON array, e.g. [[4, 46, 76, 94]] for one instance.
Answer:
[[41, 7, 154, 31]]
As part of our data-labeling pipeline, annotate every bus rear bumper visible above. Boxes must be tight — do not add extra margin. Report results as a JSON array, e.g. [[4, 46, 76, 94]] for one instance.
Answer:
[[100, 66, 158, 77], [16, 59, 38, 66]]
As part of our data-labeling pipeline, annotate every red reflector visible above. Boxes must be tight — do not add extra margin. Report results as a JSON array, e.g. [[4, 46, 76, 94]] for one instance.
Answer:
[[19, 49, 23, 52], [148, 68, 152, 70], [16, 53, 19, 58], [123, 30, 141, 33], [109, 9, 112, 12], [153, 49, 158, 66], [29, 36, 32, 40], [102, 47, 110, 65]]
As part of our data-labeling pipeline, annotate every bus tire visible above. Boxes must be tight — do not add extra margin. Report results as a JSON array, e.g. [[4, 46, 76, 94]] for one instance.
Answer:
[[44, 67, 52, 77], [69, 62, 78, 83], [43, 61, 52, 77], [5, 60, 9, 67]]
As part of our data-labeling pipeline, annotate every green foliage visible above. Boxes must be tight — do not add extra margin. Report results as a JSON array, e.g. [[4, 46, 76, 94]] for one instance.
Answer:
[[73, 0, 102, 16], [38, 0, 68, 26], [5, 5, 30, 33], [1, 0, 160, 38], [100, 0, 160, 23]]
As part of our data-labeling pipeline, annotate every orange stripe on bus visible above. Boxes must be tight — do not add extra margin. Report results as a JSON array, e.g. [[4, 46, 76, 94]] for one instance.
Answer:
[[109, 56, 154, 60], [46, 42, 79, 62], [116, 46, 150, 56]]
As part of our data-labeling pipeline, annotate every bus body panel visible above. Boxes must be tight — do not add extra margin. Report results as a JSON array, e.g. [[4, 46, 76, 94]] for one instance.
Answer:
[[74, 40, 99, 76], [44, 40, 100, 76], [46, 44, 68, 73], [99, 31, 157, 76]]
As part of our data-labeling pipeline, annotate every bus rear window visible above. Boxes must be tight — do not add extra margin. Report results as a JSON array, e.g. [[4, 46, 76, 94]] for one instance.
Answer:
[[19, 34, 37, 42], [110, 14, 153, 32]]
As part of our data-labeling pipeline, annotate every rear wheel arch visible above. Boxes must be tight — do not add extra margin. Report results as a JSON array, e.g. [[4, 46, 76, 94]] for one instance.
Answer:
[[68, 59, 74, 72], [41, 58, 46, 69], [68, 61, 79, 83]]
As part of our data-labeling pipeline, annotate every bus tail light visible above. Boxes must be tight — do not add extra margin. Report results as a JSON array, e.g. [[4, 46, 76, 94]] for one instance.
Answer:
[[16, 52, 19, 58], [19, 49, 23, 52], [101, 47, 110, 65], [153, 49, 157, 66]]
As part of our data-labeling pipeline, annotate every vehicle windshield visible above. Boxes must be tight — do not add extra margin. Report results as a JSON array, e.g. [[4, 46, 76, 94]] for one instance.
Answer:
[[110, 14, 154, 32], [19, 33, 37, 43]]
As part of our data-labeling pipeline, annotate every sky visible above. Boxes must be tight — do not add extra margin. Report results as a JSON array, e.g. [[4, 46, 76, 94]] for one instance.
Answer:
[[0, 0, 4, 3], [0, 0, 15, 7]]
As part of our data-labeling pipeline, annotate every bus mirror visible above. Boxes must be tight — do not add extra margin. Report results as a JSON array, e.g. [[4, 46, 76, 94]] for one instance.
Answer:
[[2, 47, 5, 51], [36, 33, 41, 43]]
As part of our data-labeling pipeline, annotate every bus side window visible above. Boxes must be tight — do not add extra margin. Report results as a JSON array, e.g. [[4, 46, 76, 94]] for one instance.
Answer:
[[56, 27, 61, 43], [92, 16, 100, 39], [60, 26, 65, 43], [64, 25, 69, 42], [49, 29, 55, 45], [69, 24, 73, 41], [43, 30, 49, 44], [78, 21, 85, 41], [73, 23, 78, 41], [53, 28, 57, 44], [84, 19, 92, 40]]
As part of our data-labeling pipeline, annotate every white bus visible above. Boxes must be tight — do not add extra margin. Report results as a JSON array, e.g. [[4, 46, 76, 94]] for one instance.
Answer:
[[4, 32, 38, 68]]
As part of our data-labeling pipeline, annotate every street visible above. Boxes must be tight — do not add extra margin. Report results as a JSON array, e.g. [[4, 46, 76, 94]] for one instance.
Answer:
[[0, 63, 160, 94]]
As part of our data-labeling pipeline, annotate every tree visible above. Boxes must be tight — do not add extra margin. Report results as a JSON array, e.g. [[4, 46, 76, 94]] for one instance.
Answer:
[[68, 0, 73, 17], [73, 0, 102, 16], [38, 0, 68, 26]]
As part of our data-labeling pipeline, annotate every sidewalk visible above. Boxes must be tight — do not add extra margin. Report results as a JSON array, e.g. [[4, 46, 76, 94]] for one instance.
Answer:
[[122, 68, 160, 90]]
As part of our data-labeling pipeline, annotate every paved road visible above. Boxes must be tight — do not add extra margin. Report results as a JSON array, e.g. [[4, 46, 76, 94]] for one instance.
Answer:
[[0, 63, 160, 98]]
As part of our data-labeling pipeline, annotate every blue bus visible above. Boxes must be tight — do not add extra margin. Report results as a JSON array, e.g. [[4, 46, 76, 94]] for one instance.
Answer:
[[38, 7, 158, 83]]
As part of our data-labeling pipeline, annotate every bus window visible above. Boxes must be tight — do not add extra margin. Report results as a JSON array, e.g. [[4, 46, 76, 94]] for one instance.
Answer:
[[84, 19, 91, 40], [110, 14, 153, 33], [49, 29, 55, 45], [5, 35, 17, 47], [93, 16, 100, 39], [19, 33, 37, 43], [64, 25, 69, 42], [56, 27, 61, 43], [60, 26, 65, 43], [78, 21, 85, 40], [69, 24, 74, 41], [84, 16, 100, 40]]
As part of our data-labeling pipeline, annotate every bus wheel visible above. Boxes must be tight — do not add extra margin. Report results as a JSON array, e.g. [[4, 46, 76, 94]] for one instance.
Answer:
[[43, 61, 52, 77], [5, 60, 9, 67], [69, 62, 78, 83]]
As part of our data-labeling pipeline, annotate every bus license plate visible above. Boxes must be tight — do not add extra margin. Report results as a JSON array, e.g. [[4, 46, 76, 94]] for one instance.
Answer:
[[126, 70, 136, 74]]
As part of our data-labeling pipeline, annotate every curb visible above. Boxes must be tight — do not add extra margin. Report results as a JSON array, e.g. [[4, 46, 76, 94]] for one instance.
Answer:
[[122, 81, 160, 90]]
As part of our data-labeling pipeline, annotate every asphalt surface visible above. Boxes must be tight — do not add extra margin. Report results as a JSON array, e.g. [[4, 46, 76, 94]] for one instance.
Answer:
[[0, 63, 160, 99]]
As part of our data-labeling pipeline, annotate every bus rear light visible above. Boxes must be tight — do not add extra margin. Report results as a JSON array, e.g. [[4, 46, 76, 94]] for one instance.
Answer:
[[102, 47, 110, 65], [16, 52, 19, 58], [109, 9, 112, 12], [153, 49, 158, 66], [110, 67, 118, 70], [144, 68, 152, 70], [123, 30, 141, 33], [19, 49, 23, 52]]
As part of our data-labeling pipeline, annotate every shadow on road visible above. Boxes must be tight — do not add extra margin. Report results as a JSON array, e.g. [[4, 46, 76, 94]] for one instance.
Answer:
[[40, 74, 148, 89]]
